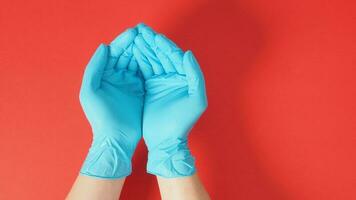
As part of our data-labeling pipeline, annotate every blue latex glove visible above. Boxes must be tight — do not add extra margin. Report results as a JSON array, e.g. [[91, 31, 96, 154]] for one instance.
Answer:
[[133, 24, 208, 178], [79, 27, 144, 179]]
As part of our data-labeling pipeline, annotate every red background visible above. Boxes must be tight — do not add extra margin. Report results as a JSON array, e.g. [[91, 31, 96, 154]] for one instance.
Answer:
[[0, 0, 355, 199]]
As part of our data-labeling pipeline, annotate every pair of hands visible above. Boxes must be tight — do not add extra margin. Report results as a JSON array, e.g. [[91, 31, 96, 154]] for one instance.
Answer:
[[79, 24, 207, 179]]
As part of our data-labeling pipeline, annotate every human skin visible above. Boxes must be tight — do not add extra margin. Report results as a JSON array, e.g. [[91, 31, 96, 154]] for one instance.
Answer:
[[66, 175, 125, 200]]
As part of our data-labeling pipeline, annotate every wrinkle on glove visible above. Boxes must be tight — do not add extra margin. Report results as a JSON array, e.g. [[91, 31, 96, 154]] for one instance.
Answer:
[[147, 138, 196, 177]]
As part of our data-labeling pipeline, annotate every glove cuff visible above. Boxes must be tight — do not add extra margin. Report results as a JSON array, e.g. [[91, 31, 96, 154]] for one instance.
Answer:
[[147, 138, 196, 178], [80, 134, 132, 179]]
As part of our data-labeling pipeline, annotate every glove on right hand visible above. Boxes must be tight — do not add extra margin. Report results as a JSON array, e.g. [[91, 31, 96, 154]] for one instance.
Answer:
[[133, 24, 208, 178]]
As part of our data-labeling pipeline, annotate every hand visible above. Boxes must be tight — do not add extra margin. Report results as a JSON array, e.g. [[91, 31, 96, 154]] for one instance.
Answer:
[[79, 28, 144, 179], [133, 24, 208, 178]]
